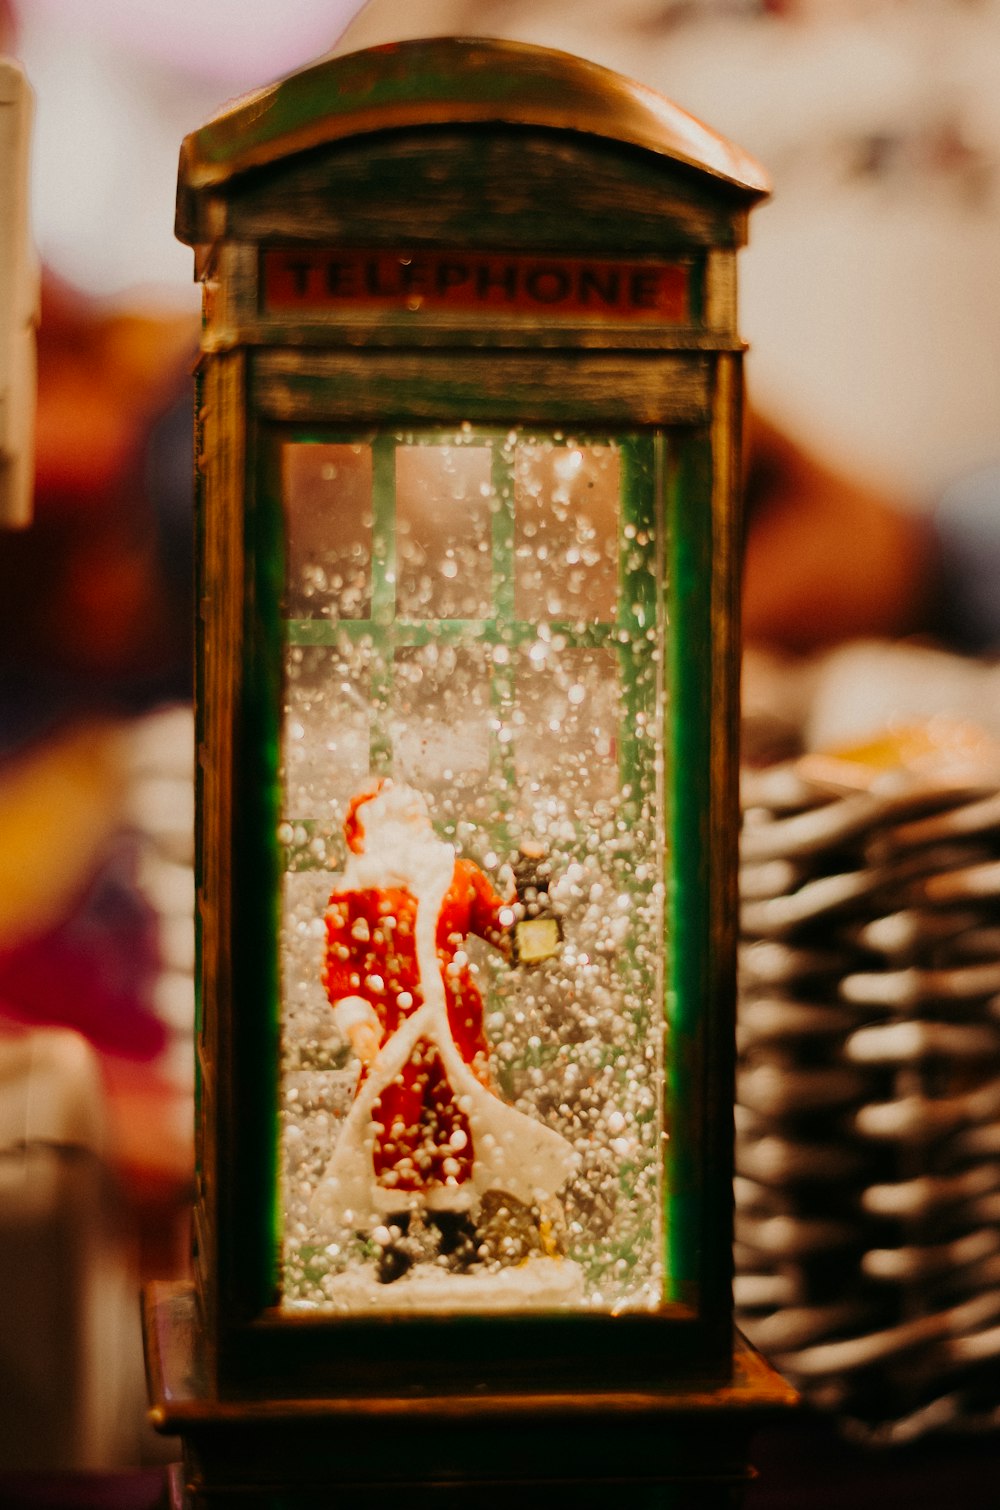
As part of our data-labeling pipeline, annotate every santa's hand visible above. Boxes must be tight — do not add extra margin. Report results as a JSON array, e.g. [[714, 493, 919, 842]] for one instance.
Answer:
[[348, 1020, 382, 1065]]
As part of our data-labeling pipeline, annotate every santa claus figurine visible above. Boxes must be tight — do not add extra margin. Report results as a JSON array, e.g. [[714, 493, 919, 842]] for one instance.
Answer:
[[309, 777, 577, 1284]]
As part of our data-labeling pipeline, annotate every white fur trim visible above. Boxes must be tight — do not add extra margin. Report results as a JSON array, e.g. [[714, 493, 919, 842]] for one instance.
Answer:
[[424, 1183, 476, 1212], [369, 1185, 474, 1214], [340, 830, 456, 893], [371, 1187, 423, 1214]]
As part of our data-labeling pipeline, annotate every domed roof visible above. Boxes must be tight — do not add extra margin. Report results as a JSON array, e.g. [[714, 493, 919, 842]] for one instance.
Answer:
[[177, 36, 769, 243]]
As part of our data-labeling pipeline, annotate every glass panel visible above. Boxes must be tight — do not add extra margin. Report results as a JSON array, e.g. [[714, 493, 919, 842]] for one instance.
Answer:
[[514, 442, 619, 622], [277, 428, 666, 1320], [396, 444, 493, 619], [496, 643, 663, 1309], [283, 643, 371, 824], [390, 643, 493, 833], [281, 867, 361, 1294], [513, 645, 620, 807], [283, 442, 372, 618]]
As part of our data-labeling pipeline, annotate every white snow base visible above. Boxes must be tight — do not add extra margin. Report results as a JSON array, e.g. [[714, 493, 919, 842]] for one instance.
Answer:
[[288, 1254, 587, 1314]]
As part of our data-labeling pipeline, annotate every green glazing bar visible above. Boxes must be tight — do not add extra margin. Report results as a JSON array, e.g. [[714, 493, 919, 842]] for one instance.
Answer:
[[287, 617, 485, 646], [484, 434, 515, 813], [490, 431, 516, 624], [369, 435, 397, 771], [285, 617, 618, 649]]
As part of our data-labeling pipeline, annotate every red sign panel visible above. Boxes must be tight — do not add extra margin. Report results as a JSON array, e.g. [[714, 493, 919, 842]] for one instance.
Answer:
[[264, 249, 689, 323]]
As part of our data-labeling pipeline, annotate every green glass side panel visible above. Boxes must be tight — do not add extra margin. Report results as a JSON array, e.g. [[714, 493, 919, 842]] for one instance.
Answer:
[[240, 423, 285, 1306], [664, 431, 713, 1300], [192, 364, 206, 1048]]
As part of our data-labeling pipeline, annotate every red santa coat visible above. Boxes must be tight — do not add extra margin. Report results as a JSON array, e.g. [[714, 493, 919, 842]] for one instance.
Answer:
[[323, 857, 508, 1198], [310, 846, 577, 1228]]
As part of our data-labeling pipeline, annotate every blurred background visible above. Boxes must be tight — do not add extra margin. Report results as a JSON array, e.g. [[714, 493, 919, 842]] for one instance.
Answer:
[[2, 0, 1000, 1490]]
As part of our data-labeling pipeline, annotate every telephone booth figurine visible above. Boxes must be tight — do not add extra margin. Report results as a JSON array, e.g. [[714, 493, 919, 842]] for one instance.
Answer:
[[144, 35, 794, 1507]]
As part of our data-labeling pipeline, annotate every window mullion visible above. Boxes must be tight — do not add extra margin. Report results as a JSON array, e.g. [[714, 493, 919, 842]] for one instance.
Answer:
[[369, 434, 397, 772]]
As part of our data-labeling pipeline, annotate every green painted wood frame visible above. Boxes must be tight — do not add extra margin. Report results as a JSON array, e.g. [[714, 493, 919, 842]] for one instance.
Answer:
[[197, 344, 739, 1395]]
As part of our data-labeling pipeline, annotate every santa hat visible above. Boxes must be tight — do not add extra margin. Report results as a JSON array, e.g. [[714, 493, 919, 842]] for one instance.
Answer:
[[343, 777, 391, 853]]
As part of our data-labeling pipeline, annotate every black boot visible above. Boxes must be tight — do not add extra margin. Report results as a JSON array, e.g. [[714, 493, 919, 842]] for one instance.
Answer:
[[374, 1214, 414, 1284], [429, 1210, 481, 1271]]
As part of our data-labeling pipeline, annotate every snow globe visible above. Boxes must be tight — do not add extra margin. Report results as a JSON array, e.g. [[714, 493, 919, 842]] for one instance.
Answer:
[[144, 35, 793, 1507]]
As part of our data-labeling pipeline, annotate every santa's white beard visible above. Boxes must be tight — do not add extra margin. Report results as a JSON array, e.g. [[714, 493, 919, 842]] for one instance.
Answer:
[[345, 821, 455, 893]]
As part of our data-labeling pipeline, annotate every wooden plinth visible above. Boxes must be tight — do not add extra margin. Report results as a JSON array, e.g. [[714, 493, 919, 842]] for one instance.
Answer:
[[145, 1282, 795, 1509]]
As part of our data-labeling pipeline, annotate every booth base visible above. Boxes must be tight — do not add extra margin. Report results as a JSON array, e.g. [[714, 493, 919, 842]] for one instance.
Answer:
[[144, 1282, 796, 1509]]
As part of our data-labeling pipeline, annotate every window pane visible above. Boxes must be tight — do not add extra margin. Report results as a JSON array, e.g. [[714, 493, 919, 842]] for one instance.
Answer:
[[283, 643, 372, 822], [276, 429, 666, 1321], [514, 645, 620, 808], [514, 443, 619, 622], [281, 867, 360, 1286], [497, 641, 664, 1314], [283, 442, 372, 618], [395, 444, 493, 620], [390, 642, 493, 830]]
